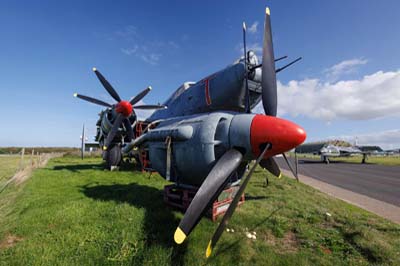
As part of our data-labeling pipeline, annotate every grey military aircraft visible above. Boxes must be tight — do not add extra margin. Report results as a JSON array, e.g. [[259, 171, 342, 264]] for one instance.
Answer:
[[295, 142, 388, 164], [74, 7, 306, 257]]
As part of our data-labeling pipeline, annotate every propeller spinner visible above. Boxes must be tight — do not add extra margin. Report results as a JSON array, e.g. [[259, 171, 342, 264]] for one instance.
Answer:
[[173, 7, 305, 257]]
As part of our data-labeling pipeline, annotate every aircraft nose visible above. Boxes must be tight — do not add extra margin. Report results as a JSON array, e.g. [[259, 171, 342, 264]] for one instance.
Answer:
[[250, 114, 306, 158], [116, 100, 133, 117]]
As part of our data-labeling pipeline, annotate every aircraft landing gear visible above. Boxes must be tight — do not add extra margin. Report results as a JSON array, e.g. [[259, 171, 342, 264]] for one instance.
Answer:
[[362, 153, 367, 164], [104, 144, 122, 170]]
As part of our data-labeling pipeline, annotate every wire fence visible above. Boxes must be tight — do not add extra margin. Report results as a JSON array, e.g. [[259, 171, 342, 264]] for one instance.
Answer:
[[0, 149, 63, 194]]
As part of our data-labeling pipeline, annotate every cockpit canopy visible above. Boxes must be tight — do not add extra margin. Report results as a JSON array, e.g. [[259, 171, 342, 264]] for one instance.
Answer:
[[164, 82, 196, 105]]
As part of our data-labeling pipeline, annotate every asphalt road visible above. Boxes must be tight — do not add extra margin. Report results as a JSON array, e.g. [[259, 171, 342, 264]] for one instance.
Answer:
[[276, 157, 400, 207]]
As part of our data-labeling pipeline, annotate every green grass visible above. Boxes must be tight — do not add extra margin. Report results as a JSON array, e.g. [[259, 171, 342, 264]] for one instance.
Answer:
[[0, 155, 38, 185], [331, 155, 400, 166], [292, 153, 400, 166], [0, 154, 39, 190], [0, 156, 399, 265], [0, 155, 22, 183]]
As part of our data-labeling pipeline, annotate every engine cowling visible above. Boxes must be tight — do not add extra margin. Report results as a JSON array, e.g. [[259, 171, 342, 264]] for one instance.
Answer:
[[139, 111, 305, 186]]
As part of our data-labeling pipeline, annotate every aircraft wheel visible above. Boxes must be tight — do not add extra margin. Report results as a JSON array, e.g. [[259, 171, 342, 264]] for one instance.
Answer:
[[105, 145, 122, 169]]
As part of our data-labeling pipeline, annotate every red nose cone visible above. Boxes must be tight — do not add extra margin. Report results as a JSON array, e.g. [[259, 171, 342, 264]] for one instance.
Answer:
[[250, 114, 306, 158], [115, 101, 133, 117]]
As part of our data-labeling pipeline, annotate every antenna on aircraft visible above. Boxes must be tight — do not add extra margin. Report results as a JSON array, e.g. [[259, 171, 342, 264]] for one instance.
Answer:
[[242, 21, 251, 113], [275, 57, 302, 73]]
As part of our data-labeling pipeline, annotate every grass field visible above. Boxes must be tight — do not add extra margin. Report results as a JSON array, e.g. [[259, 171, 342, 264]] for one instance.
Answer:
[[0, 156, 400, 265], [293, 153, 400, 166], [331, 155, 400, 166], [0, 155, 38, 184], [0, 155, 23, 183]]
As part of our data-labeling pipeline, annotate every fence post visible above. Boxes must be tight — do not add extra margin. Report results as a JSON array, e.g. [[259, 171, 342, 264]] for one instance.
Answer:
[[31, 149, 35, 167], [19, 148, 25, 170]]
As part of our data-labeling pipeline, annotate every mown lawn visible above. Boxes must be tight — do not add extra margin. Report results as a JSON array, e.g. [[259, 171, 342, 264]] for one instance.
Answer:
[[332, 155, 400, 166], [0, 156, 399, 266], [292, 153, 400, 166]]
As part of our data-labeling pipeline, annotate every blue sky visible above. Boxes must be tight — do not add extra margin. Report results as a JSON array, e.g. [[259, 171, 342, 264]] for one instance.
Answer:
[[0, 0, 399, 148]]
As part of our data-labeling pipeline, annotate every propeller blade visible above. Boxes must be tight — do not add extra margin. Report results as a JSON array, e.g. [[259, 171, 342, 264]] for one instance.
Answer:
[[103, 114, 124, 150], [174, 149, 243, 245], [133, 104, 167, 110], [259, 157, 281, 178], [206, 143, 270, 258], [243, 22, 250, 113], [295, 151, 298, 178], [73, 93, 112, 108], [261, 7, 277, 116], [92, 68, 121, 102], [282, 153, 299, 181], [122, 118, 133, 143], [130, 86, 152, 106]]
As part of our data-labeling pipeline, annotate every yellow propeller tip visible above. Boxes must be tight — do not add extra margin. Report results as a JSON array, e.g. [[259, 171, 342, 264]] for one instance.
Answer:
[[205, 240, 212, 258], [266, 7, 270, 15], [174, 227, 186, 244], [92, 67, 97, 72], [278, 173, 282, 179], [73, 93, 78, 97], [102, 146, 107, 151]]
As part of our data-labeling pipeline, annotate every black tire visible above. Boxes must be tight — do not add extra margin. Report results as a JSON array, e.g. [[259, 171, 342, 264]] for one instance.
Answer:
[[105, 145, 122, 169]]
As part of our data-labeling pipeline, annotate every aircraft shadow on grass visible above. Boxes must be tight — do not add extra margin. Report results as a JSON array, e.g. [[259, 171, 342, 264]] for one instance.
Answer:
[[52, 161, 142, 173], [81, 182, 187, 265]]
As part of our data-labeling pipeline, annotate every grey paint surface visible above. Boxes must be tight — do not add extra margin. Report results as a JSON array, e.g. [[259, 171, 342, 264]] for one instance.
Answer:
[[148, 60, 261, 122], [276, 157, 400, 206], [145, 112, 256, 186]]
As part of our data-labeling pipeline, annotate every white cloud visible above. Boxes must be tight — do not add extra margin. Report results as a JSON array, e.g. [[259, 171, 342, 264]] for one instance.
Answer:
[[116, 26, 181, 65], [324, 58, 367, 80], [121, 46, 138, 55], [115, 25, 138, 39], [168, 41, 179, 49], [253, 69, 400, 121], [236, 42, 262, 55], [248, 42, 262, 54], [248, 21, 258, 34], [120, 45, 162, 65], [140, 53, 161, 65], [333, 129, 400, 150]]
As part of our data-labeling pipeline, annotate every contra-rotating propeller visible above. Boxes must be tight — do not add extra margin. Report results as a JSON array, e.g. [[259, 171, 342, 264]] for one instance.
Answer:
[[243, 7, 301, 180], [241, 8, 283, 178], [172, 7, 305, 257], [74, 68, 166, 150]]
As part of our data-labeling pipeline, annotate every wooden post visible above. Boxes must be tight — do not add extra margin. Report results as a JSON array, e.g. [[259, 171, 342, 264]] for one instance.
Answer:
[[31, 149, 35, 167], [19, 148, 25, 170]]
